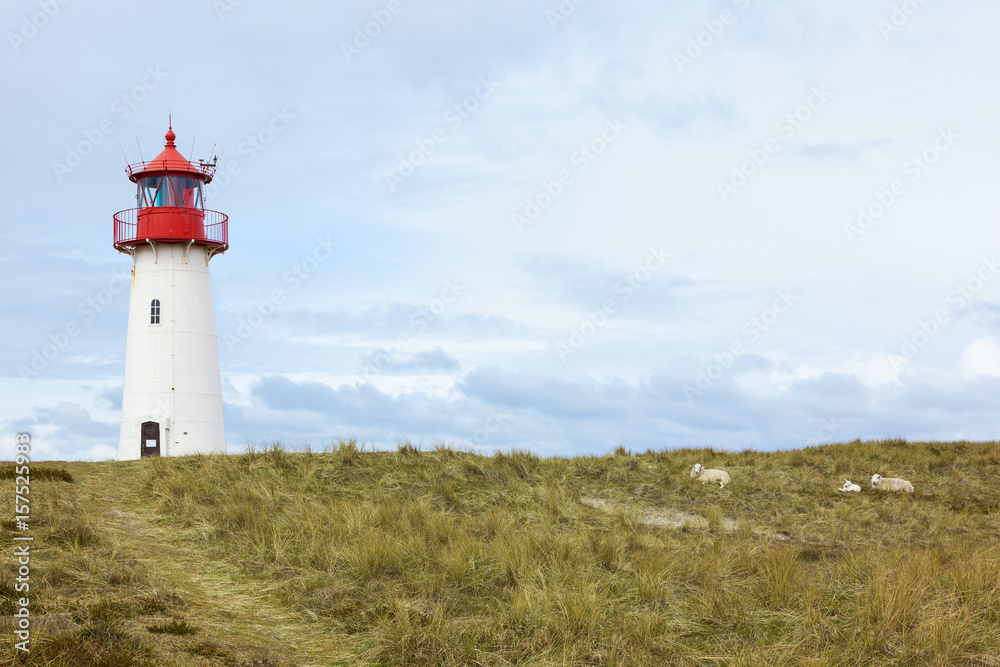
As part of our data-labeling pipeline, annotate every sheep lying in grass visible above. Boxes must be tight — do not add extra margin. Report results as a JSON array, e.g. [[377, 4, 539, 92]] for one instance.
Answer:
[[870, 473, 914, 493], [691, 463, 731, 488], [838, 478, 861, 493]]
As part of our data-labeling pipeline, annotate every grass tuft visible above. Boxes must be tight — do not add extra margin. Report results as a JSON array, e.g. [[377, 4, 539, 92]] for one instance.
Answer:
[[145, 619, 198, 635]]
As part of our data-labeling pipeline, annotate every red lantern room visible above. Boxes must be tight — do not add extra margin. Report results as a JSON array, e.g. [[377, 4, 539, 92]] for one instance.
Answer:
[[113, 123, 228, 256]]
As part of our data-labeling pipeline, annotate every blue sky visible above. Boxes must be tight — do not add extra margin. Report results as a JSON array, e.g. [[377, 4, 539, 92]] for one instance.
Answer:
[[3, 1, 1000, 460]]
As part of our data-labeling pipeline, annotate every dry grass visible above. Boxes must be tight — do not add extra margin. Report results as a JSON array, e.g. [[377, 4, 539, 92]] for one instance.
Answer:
[[4, 439, 1000, 665]]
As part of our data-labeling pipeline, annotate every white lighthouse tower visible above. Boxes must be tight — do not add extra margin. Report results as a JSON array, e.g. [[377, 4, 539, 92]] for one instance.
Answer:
[[114, 123, 228, 459]]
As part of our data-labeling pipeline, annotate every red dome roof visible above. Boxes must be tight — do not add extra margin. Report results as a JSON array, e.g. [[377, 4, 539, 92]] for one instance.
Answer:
[[125, 124, 216, 183]]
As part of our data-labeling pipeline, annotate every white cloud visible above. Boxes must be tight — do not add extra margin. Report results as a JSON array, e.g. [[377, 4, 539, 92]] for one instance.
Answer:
[[960, 337, 1000, 378], [837, 353, 907, 387]]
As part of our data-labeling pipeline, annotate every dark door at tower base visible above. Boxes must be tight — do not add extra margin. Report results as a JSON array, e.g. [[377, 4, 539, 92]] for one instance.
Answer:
[[141, 421, 160, 457]]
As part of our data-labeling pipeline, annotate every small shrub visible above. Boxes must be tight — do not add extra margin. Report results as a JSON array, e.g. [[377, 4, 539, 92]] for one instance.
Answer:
[[397, 441, 421, 456], [136, 591, 186, 615], [146, 619, 198, 635], [338, 439, 361, 466], [186, 640, 228, 657]]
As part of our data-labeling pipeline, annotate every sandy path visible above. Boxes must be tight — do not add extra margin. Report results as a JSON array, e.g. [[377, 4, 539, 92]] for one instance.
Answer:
[[74, 463, 353, 666]]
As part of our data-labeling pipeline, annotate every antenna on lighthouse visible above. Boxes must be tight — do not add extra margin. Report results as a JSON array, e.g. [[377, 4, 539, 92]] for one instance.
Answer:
[[135, 138, 145, 164], [117, 143, 133, 178], [199, 143, 218, 165], [114, 147, 128, 173]]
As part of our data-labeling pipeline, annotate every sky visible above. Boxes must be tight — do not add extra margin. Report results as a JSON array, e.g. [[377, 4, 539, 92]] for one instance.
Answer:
[[2, 1, 1000, 461]]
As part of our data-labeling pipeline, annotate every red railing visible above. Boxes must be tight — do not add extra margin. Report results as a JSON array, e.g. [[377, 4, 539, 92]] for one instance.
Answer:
[[125, 158, 217, 181], [113, 208, 228, 251]]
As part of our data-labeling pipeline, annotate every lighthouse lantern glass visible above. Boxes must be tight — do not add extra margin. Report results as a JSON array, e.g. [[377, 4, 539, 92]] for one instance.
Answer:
[[137, 175, 204, 210]]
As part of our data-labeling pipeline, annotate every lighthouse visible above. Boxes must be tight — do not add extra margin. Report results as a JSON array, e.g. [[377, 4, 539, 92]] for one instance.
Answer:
[[114, 123, 228, 459]]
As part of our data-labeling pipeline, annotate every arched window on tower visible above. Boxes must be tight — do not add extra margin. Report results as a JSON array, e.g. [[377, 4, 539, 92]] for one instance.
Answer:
[[150, 299, 161, 325]]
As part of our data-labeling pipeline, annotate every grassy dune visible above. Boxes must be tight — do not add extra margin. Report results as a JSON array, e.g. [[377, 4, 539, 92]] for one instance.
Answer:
[[4, 439, 1000, 665]]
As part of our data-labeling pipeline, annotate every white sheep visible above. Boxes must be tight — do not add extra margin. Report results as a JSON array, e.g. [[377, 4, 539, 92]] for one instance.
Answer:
[[870, 473, 914, 493], [837, 478, 861, 493], [691, 463, 731, 488]]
